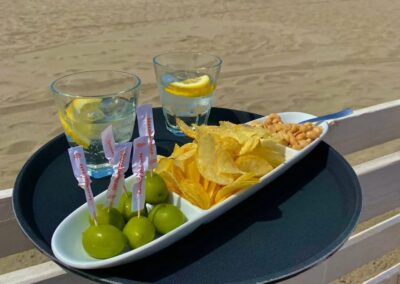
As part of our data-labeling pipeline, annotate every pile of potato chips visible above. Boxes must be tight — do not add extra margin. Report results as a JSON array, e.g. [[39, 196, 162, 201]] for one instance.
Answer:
[[155, 120, 286, 209]]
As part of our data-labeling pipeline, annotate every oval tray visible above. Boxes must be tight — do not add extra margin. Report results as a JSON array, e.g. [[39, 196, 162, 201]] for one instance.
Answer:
[[13, 107, 362, 283]]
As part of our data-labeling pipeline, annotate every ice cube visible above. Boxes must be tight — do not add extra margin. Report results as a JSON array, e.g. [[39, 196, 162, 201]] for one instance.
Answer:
[[161, 74, 175, 85]]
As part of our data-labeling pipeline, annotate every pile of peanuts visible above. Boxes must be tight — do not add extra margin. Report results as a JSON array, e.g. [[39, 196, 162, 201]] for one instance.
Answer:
[[255, 113, 323, 150]]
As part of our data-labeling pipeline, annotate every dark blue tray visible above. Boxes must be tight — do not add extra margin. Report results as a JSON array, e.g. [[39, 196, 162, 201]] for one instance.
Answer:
[[13, 107, 362, 283]]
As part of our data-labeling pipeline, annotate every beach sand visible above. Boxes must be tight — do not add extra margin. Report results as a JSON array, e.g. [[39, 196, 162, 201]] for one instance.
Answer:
[[1, 0, 399, 281]]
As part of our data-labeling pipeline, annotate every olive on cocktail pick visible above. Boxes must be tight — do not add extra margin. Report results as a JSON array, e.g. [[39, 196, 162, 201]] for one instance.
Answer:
[[118, 192, 148, 221], [145, 171, 169, 205], [89, 204, 125, 230]]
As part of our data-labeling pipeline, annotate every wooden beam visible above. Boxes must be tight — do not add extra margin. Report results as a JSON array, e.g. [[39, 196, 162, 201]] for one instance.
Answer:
[[0, 262, 65, 284], [354, 151, 400, 223], [325, 99, 400, 155], [0, 189, 33, 258], [363, 263, 400, 284]]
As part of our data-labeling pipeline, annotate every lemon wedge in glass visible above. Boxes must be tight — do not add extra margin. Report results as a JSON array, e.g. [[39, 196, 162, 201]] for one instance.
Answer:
[[58, 98, 104, 149], [58, 111, 91, 148], [164, 75, 214, 97], [71, 98, 104, 121]]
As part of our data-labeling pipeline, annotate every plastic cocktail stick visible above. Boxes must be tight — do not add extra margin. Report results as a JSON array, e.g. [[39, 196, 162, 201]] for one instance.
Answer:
[[106, 142, 132, 209], [102, 125, 129, 195], [131, 136, 150, 216], [101, 125, 116, 162], [137, 104, 157, 173], [68, 146, 98, 225]]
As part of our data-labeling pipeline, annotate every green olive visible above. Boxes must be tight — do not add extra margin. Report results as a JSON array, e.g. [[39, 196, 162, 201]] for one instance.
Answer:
[[148, 204, 186, 235], [118, 192, 148, 221], [82, 225, 127, 259], [123, 216, 155, 249], [89, 204, 125, 230], [145, 171, 169, 204]]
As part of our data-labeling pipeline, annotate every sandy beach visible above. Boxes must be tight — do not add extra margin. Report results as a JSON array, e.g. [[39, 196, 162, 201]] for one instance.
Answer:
[[1, 0, 399, 282]]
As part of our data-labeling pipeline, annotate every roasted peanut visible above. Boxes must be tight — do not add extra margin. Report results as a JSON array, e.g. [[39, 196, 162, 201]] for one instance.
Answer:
[[306, 130, 319, 139], [291, 125, 299, 133], [295, 132, 306, 140], [258, 113, 323, 150], [298, 140, 309, 148]]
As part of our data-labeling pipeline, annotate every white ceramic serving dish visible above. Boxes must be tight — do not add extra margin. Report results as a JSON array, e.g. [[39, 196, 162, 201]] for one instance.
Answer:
[[51, 112, 328, 269]]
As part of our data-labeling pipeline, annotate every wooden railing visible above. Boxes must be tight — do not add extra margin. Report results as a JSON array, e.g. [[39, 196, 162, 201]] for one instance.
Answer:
[[1, 100, 399, 284]]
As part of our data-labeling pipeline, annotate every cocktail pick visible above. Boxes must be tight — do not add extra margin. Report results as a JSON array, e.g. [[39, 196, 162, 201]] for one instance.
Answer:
[[101, 125, 116, 163], [137, 104, 157, 173], [68, 146, 98, 226], [101, 125, 128, 194], [106, 142, 132, 209], [131, 136, 150, 217]]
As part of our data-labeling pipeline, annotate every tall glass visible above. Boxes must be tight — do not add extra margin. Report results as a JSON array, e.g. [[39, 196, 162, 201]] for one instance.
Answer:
[[153, 52, 222, 135], [50, 70, 140, 178]]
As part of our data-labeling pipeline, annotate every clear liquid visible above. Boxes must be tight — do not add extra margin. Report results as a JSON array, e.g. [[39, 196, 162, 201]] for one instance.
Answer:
[[160, 71, 214, 135], [62, 97, 136, 178]]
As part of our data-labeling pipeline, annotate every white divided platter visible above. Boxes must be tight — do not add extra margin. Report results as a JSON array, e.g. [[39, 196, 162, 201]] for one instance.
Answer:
[[51, 112, 329, 269]]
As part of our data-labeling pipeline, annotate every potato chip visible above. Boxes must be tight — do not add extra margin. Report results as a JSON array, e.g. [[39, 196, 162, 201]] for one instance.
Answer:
[[201, 177, 209, 192], [217, 136, 241, 156], [156, 157, 173, 173], [170, 144, 181, 158], [208, 182, 220, 204], [238, 136, 260, 155], [179, 179, 211, 209], [175, 147, 196, 162], [196, 132, 235, 185], [185, 159, 201, 184], [235, 154, 273, 177], [172, 163, 185, 182], [176, 118, 196, 138], [215, 147, 242, 175], [170, 143, 196, 159], [176, 150, 196, 172], [218, 121, 278, 144], [156, 158, 182, 195], [156, 118, 286, 209], [215, 173, 259, 203], [249, 139, 285, 167]]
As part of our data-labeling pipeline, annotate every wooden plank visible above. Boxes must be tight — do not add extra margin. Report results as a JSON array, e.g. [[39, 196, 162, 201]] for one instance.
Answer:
[[0, 262, 65, 284], [280, 213, 400, 284], [324, 99, 400, 155], [0, 189, 33, 258], [355, 151, 400, 223], [38, 271, 97, 284], [0, 189, 13, 220], [363, 263, 400, 284], [0, 261, 97, 284]]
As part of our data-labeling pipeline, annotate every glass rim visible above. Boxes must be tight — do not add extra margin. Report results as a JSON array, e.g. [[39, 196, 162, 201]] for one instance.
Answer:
[[152, 51, 223, 69], [49, 70, 141, 98]]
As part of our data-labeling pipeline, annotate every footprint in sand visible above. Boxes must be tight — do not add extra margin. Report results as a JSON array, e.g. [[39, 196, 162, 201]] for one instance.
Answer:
[[235, 76, 259, 86], [3, 140, 36, 155], [8, 121, 37, 130]]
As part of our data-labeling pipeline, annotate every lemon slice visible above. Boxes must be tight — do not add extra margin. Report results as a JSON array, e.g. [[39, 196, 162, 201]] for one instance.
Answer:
[[60, 98, 103, 148], [58, 111, 90, 149], [70, 98, 104, 121], [164, 75, 214, 97]]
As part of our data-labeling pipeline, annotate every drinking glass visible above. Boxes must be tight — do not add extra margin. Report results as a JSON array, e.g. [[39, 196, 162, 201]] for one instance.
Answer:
[[153, 52, 222, 135], [50, 70, 140, 178]]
